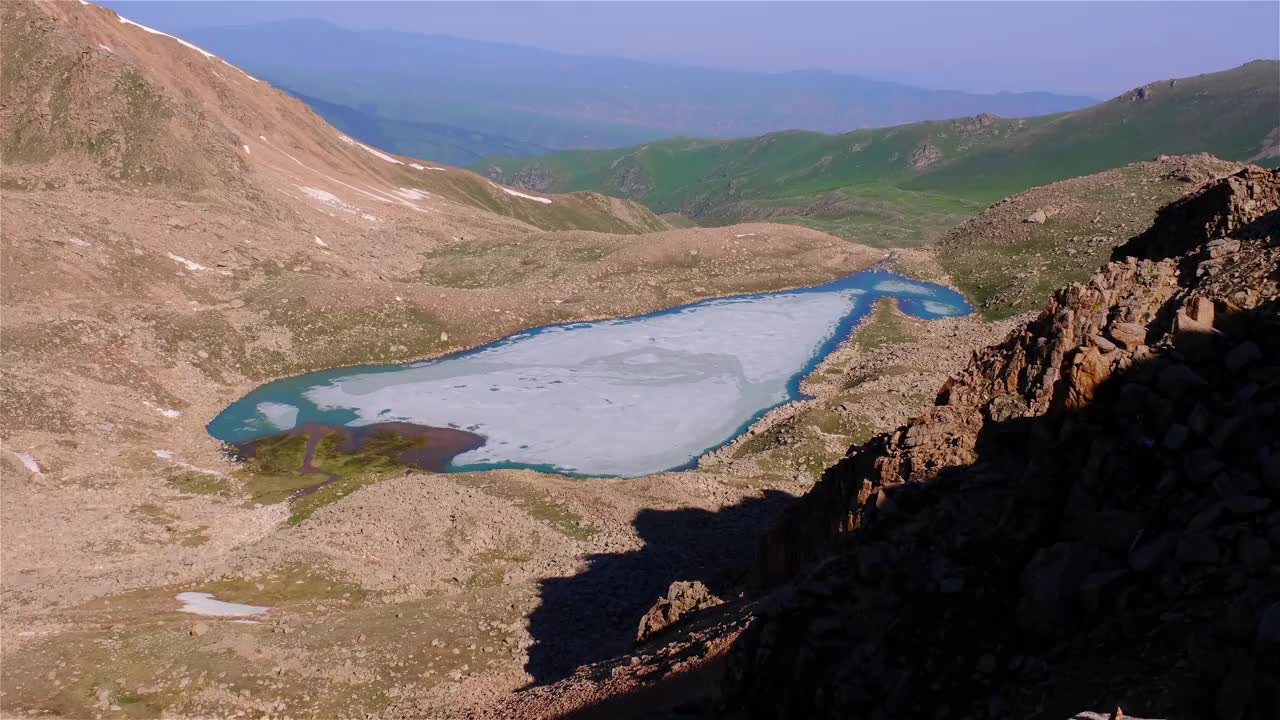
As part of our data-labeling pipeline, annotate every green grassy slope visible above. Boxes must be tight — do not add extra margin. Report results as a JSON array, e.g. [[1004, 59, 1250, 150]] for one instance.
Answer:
[[479, 62, 1279, 247], [908, 60, 1280, 202]]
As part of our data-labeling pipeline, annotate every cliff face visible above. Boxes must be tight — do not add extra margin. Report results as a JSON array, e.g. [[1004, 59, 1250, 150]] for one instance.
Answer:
[[728, 168, 1280, 719]]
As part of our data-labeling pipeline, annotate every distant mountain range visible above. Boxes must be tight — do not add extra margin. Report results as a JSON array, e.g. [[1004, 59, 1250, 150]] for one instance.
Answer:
[[483, 61, 1280, 247], [171, 18, 1098, 164]]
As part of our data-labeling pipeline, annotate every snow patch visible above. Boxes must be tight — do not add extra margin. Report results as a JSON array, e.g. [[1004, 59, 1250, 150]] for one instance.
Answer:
[[176, 592, 270, 617], [298, 186, 349, 210], [734, 233, 757, 238], [118, 15, 215, 59], [338, 134, 403, 164], [7, 450, 41, 475], [489, 182, 552, 204], [168, 253, 208, 271], [394, 187, 430, 201], [153, 450, 226, 477], [116, 14, 259, 82], [143, 401, 181, 418], [314, 236, 328, 248], [242, 144, 251, 155], [97, 44, 112, 53]]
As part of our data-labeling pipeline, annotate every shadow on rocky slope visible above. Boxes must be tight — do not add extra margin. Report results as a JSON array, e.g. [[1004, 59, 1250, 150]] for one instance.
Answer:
[[524, 489, 796, 685], [721, 167, 1279, 719]]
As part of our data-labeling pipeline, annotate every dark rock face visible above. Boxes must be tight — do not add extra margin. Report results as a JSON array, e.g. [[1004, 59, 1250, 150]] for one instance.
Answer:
[[726, 168, 1280, 719]]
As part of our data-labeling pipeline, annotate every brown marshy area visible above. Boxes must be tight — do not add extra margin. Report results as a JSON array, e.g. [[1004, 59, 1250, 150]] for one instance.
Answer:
[[231, 422, 485, 524]]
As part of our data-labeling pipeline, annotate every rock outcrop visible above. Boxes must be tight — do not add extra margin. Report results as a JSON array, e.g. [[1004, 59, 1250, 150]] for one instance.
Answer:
[[726, 168, 1280, 719], [636, 580, 723, 644]]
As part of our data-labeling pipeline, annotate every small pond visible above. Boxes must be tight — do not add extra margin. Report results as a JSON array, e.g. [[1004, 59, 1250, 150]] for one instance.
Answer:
[[208, 270, 969, 477]]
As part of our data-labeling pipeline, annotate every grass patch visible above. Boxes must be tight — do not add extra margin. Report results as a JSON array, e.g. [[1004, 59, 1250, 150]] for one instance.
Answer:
[[237, 429, 421, 525], [853, 299, 913, 351], [167, 470, 230, 496], [842, 364, 918, 391], [201, 562, 368, 607]]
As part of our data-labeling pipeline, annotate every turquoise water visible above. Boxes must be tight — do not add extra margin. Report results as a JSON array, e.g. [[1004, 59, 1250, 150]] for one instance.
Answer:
[[208, 270, 970, 477]]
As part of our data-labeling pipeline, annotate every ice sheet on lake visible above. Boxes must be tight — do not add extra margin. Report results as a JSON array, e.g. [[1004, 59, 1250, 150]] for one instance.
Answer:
[[254, 402, 299, 432], [303, 291, 862, 476], [209, 271, 970, 477]]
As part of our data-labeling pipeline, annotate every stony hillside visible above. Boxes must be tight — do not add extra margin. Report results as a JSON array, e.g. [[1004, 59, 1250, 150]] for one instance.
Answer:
[[1, 5, 902, 718], [483, 61, 1279, 247], [935, 153, 1243, 320], [725, 167, 1280, 718], [0, 0, 668, 235]]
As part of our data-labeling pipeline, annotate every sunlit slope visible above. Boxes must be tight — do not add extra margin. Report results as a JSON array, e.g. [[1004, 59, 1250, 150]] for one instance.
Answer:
[[482, 61, 1279, 245]]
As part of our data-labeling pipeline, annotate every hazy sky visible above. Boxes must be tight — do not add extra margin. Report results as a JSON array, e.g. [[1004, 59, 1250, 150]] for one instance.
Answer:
[[101, 1, 1279, 97]]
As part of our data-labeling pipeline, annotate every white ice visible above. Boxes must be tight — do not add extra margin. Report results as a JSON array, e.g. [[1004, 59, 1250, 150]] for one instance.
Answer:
[[873, 279, 935, 296], [298, 186, 352, 212], [394, 187, 430, 201], [144, 401, 181, 418], [168, 253, 208, 271], [116, 15, 259, 82], [303, 290, 865, 476], [8, 450, 41, 475], [118, 16, 215, 59], [490, 182, 552, 204], [921, 300, 963, 316], [338, 134, 403, 164], [254, 401, 299, 432], [176, 592, 270, 617], [153, 450, 226, 477]]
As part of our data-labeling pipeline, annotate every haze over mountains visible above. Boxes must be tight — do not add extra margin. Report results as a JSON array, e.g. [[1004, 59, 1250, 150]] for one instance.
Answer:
[[486, 60, 1280, 247], [158, 18, 1097, 165]]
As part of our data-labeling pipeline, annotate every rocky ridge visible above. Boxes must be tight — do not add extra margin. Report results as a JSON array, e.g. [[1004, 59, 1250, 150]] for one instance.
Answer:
[[726, 167, 1280, 718]]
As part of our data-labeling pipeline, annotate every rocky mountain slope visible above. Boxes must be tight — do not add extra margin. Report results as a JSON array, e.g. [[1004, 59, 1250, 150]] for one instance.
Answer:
[[1, 0, 668, 235], [1, 5, 903, 718], [483, 61, 1278, 247], [724, 167, 1280, 718]]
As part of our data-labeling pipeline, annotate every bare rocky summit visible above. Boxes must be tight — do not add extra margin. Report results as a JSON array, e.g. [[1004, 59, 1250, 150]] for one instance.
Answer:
[[726, 167, 1280, 719]]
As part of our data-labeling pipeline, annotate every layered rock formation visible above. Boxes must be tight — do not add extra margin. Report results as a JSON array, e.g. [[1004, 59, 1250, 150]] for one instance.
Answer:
[[727, 168, 1280, 719]]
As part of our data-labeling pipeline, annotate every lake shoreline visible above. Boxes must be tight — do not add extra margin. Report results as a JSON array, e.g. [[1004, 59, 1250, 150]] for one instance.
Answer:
[[208, 265, 970, 478]]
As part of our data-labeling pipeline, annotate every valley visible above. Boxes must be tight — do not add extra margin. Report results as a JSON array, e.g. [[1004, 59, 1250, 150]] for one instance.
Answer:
[[1, 2, 1277, 720], [483, 61, 1278, 249]]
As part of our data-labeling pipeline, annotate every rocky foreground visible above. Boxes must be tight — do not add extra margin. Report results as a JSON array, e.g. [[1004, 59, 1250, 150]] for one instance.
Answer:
[[724, 167, 1279, 718]]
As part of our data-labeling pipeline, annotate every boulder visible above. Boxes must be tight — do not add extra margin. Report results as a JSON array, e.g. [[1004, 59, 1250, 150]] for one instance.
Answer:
[[1024, 209, 1048, 224], [1106, 322, 1147, 350], [636, 580, 722, 644]]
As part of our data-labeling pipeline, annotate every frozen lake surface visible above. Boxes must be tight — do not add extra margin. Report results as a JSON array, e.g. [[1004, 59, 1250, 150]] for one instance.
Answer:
[[208, 270, 969, 476]]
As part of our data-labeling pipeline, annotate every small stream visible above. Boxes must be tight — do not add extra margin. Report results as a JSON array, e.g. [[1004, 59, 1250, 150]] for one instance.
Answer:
[[208, 270, 970, 477]]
